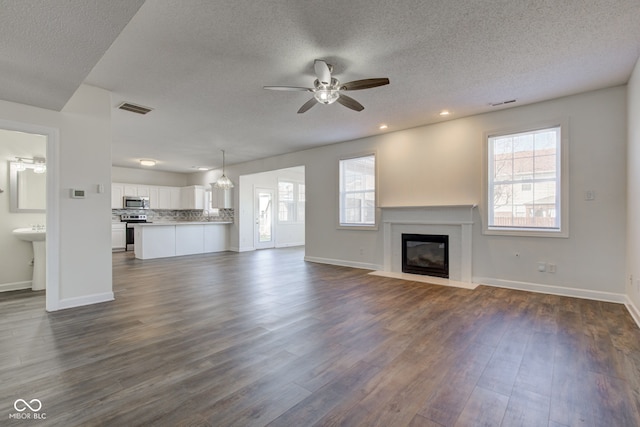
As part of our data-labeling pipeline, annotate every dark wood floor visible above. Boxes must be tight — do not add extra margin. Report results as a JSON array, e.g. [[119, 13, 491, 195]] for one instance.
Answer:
[[1, 247, 640, 426]]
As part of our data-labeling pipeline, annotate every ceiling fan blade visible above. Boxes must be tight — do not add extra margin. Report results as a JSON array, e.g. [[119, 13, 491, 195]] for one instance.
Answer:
[[314, 59, 331, 85], [336, 94, 364, 112], [297, 98, 318, 114], [340, 78, 390, 91], [263, 86, 313, 92]]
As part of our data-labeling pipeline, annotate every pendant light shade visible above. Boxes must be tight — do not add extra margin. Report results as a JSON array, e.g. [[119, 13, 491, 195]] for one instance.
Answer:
[[214, 150, 234, 189]]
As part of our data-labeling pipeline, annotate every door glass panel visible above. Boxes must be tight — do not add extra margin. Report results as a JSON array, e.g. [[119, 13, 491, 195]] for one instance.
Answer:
[[258, 192, 272, 243]]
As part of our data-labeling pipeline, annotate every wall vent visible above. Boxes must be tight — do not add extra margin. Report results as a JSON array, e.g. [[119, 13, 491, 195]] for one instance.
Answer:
[[117, 102, 153, 115]]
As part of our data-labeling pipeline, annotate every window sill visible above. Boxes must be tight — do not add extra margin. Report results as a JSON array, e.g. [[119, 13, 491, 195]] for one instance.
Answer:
[[337, 224, 379, 231], [483, 227, 568, 238]]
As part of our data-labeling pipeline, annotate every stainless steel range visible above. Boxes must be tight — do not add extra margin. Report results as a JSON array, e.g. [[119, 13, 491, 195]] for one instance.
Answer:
[[121, 214, 151, 251]]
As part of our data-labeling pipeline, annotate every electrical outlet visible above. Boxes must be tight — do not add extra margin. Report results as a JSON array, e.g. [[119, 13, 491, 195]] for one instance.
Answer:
[[359, 247, 364, 255], [585, 190, 596, 201], [548, 264, 556, 273]]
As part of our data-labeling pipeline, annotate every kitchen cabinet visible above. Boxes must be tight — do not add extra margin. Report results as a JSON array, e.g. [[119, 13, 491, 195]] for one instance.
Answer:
[[175, 224, 204, 256], [211, 187, 233, 209], [204, 223, 228, 252], [112, 182, 207, 210], [111, 223, 126, 251], [137, 186, 150, 197], [148, 186, 159, 209], [134, 222, 230, 259], [123, 184, 138, 197], [152, 186, 181, 209], [111, 184, 124, 209], [181, 185, 205, 210]]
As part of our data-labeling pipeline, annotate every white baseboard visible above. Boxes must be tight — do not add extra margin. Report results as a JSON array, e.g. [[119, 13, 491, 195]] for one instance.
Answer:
[[0, 281, 32, 292], [233, 246, 255, 252], [474, 276, 628, 304], [304, 256, 381, 271], [275, 242, 305, 248], [623, 297, 640, 329], [55, 292, 114, 311]]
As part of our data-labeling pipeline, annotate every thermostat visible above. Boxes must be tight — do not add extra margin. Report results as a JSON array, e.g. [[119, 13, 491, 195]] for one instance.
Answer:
[[70, 189, 86, 199]]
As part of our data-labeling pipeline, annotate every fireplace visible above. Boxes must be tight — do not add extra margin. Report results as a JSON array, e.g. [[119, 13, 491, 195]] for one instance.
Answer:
[[402, 234, 449, 278]]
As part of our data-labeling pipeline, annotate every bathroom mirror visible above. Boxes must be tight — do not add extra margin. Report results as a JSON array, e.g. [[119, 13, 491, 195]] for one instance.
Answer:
[[9, 161, 46, 212]]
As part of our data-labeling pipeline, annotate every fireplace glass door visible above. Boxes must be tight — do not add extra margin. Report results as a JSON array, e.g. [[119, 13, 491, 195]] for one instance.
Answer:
[[402, 234, 449, 278]]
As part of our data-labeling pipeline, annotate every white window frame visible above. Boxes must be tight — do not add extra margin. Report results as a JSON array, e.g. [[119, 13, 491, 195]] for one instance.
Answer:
[[338, 152, 378, 230], [482, 119, 569, 238], [277, 179, 304, 224]]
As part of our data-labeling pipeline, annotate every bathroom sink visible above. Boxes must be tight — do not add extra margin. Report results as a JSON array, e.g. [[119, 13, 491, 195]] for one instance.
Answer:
[[13, 228, 46, 290], [12, 228, 46, 242]]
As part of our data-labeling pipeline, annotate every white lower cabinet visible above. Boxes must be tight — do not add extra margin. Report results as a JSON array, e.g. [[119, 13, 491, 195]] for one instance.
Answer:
[[134, 223, 229, 259], [204, 223, 228, 252], [111, 223, 126, 251], [175, 225, 204, 256]]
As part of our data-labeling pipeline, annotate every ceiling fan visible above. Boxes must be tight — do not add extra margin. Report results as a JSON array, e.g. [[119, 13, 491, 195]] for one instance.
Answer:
[[264, 59, 390, 114]]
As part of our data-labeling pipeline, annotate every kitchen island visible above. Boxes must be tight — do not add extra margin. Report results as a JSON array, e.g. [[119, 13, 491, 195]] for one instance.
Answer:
[[133, 221, 231, 260]]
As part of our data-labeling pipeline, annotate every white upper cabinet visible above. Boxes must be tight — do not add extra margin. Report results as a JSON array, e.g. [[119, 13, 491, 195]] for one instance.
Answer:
[[111, 183, 124, 209], [148, 186, 160, 209], [137, 186, 150, 197], [211, 187, 233, 209], [181, 185, 205, 210], [112, 183, 209, 210], [123, 184, 138, 197]]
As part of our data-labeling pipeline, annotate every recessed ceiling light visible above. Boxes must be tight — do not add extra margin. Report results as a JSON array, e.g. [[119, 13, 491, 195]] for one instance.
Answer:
[[439, 110, 450, 116], [197, 167, 209, 171], [379, 124, 388, 130], [140, 159, 156, 167]]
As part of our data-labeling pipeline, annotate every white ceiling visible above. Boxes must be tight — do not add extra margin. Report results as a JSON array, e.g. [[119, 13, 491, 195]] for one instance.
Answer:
[[2, 1, 640, 173]]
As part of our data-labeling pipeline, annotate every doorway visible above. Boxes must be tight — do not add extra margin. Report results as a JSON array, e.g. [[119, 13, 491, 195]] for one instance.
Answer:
[[237, 166, 305, 252], [0, 119, 59, 311], [255, 188, 275, 249]]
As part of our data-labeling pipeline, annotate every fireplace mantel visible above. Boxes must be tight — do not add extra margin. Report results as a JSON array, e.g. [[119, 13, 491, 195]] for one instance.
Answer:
[[378, 205, 476, 285]]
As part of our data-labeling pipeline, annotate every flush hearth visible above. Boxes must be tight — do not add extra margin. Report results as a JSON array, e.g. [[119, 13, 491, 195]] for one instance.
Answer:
[[402, 233, 449, 278]]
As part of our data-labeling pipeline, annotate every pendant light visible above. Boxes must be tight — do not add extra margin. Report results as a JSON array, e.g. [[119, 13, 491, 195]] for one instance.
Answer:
[[213, 149, 234, 189]]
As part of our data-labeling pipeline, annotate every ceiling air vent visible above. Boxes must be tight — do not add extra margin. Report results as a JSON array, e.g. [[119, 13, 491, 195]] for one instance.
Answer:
[[117, 102, 153, 115], [490, 99, 517, 107]]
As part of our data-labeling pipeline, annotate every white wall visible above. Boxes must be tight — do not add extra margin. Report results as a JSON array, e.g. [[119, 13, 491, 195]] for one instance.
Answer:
[[202, 86, 627, 298], [0, 84, 114, 309], [0, 131, 46, 291], [627, 57, 640, 310], [112, 166, 188, 187]]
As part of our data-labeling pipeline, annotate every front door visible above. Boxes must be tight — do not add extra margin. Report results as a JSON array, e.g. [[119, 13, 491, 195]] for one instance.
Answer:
[[255, 188, 275, 249]]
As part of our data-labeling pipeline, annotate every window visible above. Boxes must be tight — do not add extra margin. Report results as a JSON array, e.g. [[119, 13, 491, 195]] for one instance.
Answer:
[[486, 125, 567, 236], [339, 154, 376, 227], [278, 180, 305, 223], [297, 183, 305, 221]]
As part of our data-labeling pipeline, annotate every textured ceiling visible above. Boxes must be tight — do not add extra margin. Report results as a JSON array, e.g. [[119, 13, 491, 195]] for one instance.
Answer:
[[3, 1, 640, 172], [0, 0, 145, 110]]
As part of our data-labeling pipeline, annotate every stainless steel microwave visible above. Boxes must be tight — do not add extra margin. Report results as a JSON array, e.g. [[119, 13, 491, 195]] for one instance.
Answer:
[[123, 196, 149, 209]]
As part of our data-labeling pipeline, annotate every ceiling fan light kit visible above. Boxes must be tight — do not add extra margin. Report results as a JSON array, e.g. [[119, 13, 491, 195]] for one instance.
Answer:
[[264, 59, 389, 114]]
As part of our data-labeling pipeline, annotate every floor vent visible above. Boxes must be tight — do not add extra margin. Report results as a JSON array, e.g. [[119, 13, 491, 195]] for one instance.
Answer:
[[117, 102, 153, 115]]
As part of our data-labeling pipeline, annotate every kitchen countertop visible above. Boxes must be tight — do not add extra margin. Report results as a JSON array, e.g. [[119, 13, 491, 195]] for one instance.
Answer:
[[133, 221, 232, 226]]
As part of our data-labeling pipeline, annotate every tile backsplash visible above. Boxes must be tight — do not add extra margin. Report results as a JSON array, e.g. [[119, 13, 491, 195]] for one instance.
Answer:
[[112, 208, 234, 223]]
